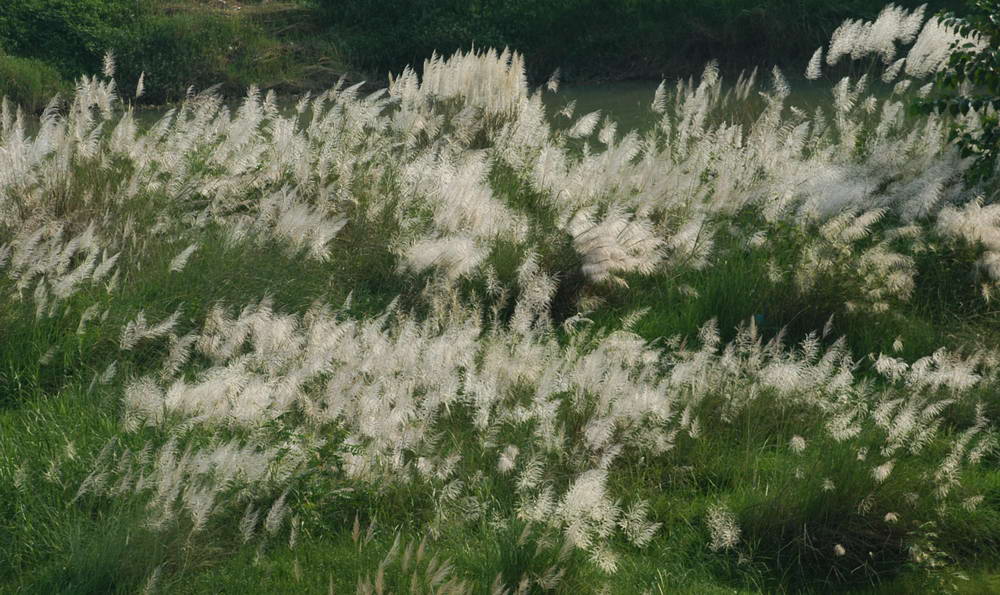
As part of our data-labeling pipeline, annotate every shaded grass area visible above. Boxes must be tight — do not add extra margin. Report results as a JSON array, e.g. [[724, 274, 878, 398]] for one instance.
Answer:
[[0, 1, 350, 107], [588, 231, 1000, 363], [109, 2, 351, 104], [0, 53, 67, 114]]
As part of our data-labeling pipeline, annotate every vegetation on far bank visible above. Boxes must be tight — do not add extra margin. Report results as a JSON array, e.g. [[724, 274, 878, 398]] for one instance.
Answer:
[[0, 0, 975, 108], [0, 0, 343, 105], [317, 0, 970, 80]]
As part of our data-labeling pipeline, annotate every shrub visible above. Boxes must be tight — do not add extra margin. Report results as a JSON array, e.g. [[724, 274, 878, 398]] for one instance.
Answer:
[[0, 1, 292, 104], [0, 0, 141, 76], [111, 13, 285, 104], [0, 53, 66, 113], [921, 0, 1000, 183]]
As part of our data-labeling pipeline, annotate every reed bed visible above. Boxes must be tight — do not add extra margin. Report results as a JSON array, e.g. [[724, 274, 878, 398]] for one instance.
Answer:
[[1, 4, 999, 592]]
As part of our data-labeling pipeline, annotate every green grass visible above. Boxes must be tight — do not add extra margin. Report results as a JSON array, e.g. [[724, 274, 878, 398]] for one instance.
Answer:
[[3, 23, 1000, 594], [6, 211, 995, 592], [0, 53, 67, 114], [1, 254, 997, 593]]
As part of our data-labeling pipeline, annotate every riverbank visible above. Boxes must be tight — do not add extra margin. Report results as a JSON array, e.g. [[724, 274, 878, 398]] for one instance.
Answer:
[[0, 1, 352, 107], [319, 0, 971, 82], [0, 0, 970, 110]]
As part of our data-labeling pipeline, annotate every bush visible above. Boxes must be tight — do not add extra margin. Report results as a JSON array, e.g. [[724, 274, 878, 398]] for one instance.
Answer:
[[0, 0, 141, 76], [315, 0, 970, 79], [921, 0, 1000, 183], [0, 54, 66, 113], [111, 13, 286, 104]]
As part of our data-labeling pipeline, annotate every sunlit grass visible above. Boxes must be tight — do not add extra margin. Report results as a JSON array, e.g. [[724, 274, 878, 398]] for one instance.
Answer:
[[1, 5, 999, 593]]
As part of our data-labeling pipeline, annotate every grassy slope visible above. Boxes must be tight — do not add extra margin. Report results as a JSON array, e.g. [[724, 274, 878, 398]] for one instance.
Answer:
[[2, 144, 999, 595], [4, 220, 998, 594], [2, 7, 1000, 594]]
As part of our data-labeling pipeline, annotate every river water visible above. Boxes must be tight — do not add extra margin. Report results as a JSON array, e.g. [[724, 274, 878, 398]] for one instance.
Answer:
[[551, 80, 662, 132], [27, 77, 851, 140]]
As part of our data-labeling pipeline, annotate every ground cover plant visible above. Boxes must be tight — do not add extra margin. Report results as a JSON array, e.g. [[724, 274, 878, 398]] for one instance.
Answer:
[[1, 3, 1000, 593]]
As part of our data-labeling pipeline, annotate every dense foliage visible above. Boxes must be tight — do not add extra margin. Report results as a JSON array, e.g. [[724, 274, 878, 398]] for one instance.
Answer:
[[317, 0, 969, 78], [0, 53, 66, 113], [0, 0, 975, 107], [0, 0, 141, 75], [0, 0, 295, 106], [110, 13, 285, 104], [921, 0, 1000, 182]]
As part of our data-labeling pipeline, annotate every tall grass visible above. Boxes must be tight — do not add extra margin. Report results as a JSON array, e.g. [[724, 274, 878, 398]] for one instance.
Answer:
[[0, 1, 346, 106], [1, 4, 999, 592]]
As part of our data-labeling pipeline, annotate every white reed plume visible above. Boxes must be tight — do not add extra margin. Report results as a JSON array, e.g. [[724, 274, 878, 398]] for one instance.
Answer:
[[402, 236, 488, 280], [102, 52, 116, 79], [651, 81, 668, 114], [120, 310, 181, 351], [555, 469, 620, 551], [402, 149, 525, 241], [169, 243, 199, 273], [872, 459, 896, 483], [265, 490, 290, 535], [805, 47, 824, 80], [827, 4, 927, 66], [546, 68, 561, 93], [390, 47, 530, 116], [497, 445, 519, 474], [906, 16, 987, 78], [706, 503, 741, 551], [567, 110, 601, 139], [568, 208, 662, 286], [239, 504, 260, 543], [618, 500, 661, 548]]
